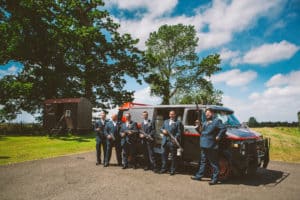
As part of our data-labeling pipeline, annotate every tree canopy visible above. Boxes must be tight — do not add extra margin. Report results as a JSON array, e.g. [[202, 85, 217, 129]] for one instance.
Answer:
[[144, 24, 222, 105], [0, 0, 144, 120]]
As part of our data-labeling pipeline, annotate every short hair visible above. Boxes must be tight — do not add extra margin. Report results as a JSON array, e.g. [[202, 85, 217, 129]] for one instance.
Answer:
[[169, 110, 176, 114], [143, 111, 148, 114], [205, 108, 214, 113], [125, 112, 131, 117]]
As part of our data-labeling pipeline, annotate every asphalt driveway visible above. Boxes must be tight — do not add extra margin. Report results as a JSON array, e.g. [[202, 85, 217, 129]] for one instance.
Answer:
[[0, 151, 299, 200]]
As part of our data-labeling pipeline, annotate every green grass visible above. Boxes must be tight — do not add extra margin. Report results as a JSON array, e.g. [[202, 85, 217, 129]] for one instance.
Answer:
[[1, 127, 299, 165], [0, 133, 96, 165], [252, 127, 300, 163]]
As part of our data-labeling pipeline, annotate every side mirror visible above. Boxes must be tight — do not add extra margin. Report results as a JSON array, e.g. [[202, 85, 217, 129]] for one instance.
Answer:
[[241, 122, 248, 128]]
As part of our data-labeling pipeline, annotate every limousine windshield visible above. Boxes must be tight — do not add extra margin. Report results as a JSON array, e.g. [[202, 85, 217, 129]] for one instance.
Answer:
[[214, 111, 241, 127]]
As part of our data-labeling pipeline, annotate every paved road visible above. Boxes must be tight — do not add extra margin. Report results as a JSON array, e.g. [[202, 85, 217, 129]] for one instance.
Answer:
[[0, 151, 299, 200]]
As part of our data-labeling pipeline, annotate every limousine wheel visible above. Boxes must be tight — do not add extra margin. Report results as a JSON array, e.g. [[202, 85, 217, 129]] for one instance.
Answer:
[[206, 157, 232, 181]]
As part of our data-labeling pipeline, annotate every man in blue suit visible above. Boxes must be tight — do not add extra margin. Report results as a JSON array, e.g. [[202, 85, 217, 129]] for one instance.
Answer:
[[120, 113, 139, 169], [104, 113, 122, 167], [94, 111, 108, 165], [160, 110, 183, 175], [191, 108, 226, 185], [139, 111, 158, 172]]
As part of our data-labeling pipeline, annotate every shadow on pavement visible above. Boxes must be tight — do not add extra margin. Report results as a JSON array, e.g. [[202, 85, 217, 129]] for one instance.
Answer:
[[179, 165, 289, 187], [223, 168, 289, 187]]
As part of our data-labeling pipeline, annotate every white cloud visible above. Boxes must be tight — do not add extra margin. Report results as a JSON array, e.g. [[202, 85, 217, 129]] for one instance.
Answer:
[[106, 0, 285, 51], [105, 0, 178, 18], [0, 65, 20, 77], [266, 70, 300, 87], [223, 70, 300, 122], [219, 48, 240, 61], [11, 111, 38, 123], [133, 87, 161, 105], [241, 40, 299, 65], [211, 69, 257, 87]]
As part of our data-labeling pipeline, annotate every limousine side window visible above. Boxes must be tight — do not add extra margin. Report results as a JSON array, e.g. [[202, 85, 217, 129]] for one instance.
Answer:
[[185, 110, 201, 126]]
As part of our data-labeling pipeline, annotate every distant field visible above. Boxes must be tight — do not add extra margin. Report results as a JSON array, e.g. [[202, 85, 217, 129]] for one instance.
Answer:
[[0, 134, 96, 165], [0, 127, 299, 165], [252, 127, 300, 163]]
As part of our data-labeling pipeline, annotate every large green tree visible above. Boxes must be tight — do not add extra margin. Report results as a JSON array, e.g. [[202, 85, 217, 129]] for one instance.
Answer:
[[144, 24, 222, 105], [0, 0, 144, 120]]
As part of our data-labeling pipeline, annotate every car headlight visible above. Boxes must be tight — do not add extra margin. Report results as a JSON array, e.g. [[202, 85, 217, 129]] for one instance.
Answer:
[[232, 143, 239, 148]]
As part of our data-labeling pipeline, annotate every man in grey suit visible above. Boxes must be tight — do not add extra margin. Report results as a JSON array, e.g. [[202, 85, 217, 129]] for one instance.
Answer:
[[160, 110, 183, 175], [120, 113, 139, 169], [104, 114, 122, 167], [191, 108, 226, 185], [139, 111, 158, 172], [94, 111, 108, 165]]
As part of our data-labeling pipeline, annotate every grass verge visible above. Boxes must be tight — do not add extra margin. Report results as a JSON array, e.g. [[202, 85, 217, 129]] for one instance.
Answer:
[[0, 133, 95, 165]]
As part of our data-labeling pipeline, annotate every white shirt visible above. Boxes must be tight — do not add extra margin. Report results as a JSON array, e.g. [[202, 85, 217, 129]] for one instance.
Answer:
[[169, 119, 175, 126]]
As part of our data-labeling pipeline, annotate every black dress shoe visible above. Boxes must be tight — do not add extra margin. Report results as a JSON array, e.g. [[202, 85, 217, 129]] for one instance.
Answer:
[[170, 171, 175, 176], [96, 162, 101, 166], [153, 168, 159, 173], [122, 165, 128, 169], [159, 169, 167, 174], [104, 163, 109, 167], [209, 180, 218, 185], [191, 176, 202, 181]]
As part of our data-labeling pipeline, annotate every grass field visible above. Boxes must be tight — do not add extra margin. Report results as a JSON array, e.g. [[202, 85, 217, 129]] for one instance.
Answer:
[[252, 127, 300, 163], [0, 127, 299, 165], [0, 133, 96, 165]]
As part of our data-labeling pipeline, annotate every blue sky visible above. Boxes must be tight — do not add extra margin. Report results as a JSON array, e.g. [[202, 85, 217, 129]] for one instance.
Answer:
[[1, 0, 300, 122]]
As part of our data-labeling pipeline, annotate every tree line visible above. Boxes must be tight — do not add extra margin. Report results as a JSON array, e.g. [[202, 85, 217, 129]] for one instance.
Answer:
[[247, 117, 300, 128], [0, 0, 222, 121]]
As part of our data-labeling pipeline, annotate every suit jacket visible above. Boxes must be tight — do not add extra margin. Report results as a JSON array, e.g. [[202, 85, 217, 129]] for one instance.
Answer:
[[94, 119, 108, 137], [104, 120, 121, 141], [200, 118, 226, 149], [120, 121, 138, 146], [160, 119, 182, 147], [141, 119, 155, 137]]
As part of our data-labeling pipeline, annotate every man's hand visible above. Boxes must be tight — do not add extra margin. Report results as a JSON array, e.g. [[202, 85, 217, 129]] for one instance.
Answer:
[[121, 132, 126, 137], [107, 135, 112, 140], [216, 136, 220, 142], [162, 129, 168, 135], [139, 133, 145, 138]]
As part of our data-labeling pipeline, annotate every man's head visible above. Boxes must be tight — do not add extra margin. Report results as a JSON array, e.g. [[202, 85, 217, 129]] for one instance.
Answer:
[[100, 111, 106, 120], [205, 108, 214, 120], [142, 111, 148, 120], [111, 113, 117, 121], [125, 113, 131, 122], [169, 110, 176, 120]]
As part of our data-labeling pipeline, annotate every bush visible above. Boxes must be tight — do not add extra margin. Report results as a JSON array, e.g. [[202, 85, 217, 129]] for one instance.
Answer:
[[0, 123, 47, 135]]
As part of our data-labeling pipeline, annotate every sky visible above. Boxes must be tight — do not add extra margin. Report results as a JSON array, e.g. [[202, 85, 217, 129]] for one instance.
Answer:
[[1, 0, 300, 123]]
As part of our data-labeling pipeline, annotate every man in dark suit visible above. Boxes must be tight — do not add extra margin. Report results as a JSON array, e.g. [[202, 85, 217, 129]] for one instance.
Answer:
[[120, 113, 139, 169], [94, 111, 108, 165], [139, 111, 158, 172], [191, 108, 226, 185], [104, 113, 122, 167], [160, 110, 183, 175]]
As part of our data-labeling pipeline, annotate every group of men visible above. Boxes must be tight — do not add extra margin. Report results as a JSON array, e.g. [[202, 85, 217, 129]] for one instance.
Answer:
[[95, 108, 226, 185], [94, 110, 159, 171]]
